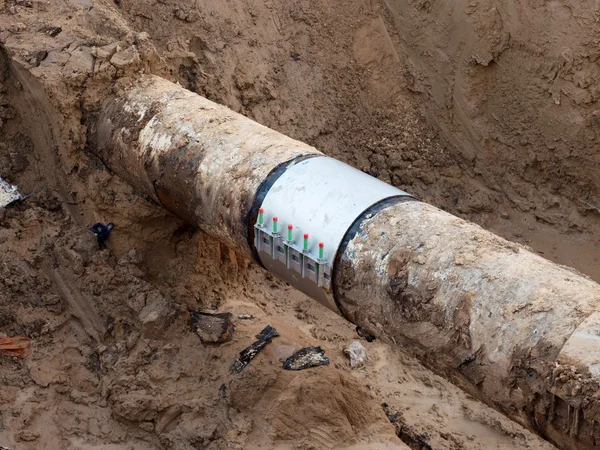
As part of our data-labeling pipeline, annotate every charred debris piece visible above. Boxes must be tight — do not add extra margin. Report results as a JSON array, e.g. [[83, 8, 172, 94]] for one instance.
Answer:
[[230, 325, 279, 374], [383, 403, 433, 450], [356, 326, 376, 342], [283, 346, 330, 371], [189, 310, 235, 344]]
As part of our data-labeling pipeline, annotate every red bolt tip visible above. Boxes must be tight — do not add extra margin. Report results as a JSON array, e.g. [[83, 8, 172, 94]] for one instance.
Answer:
[[273, 217, 278, 222], [303, 233, 309, 239], [258, 208, 264, 213], [319, 242, 324, 248], [288, 224, 293, 230]]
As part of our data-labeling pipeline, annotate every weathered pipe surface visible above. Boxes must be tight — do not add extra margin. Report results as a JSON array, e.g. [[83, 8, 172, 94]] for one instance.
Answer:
[[92, 76, 321, 254], [336, 200, 600, 449], [92, 75, 600, 450]]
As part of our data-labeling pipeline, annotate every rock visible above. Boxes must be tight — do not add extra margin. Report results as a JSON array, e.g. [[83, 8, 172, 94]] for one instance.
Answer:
[[173, 8, 198, 22], [34, 188, 62, 211], [356, 326, 376, 342], [189, 310, 235, 344], [0, 106, 15, 120], [471, 7, 510, 66], [28, 363, 67, 387], [155, 405, 183, 433], [499, 211, 510, 220], [16, 430, 39, 442], [138, 291, 174, 338], [138, 421, 154, 432], [110, 46, 141, 69], [344, 341, 367, 368], [9, 152, 28, 173], [38, 26, 62, 37], [112, 393, 159, 422], [26, 50, 48, 67], [92, 42, 121, 60]]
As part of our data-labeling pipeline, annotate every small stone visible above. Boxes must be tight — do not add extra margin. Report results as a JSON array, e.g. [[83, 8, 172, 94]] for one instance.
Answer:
[[9, 152, 28, 173], [138, 421, 154, 432], [26, 50, 48, 67], [500, 211, 509, 220], [92, 42, 121, 60], [237, 313, 253, 320], [356, 326, 376, 342], [155, 405, 183, 433], [0, 106, 15, 120], [16, 430, 39, 442], [189, 310, 235, 344], [173, 8, 198, 22], [138, 292, 174, 338], [344, 340, 367, 368], [39, 26, 62, 37], [415, 255, 427, 265], [110, 46, 140, 69]]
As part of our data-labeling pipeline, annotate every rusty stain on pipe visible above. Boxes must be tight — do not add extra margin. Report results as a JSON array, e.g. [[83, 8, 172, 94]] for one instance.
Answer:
[[91, 75, 600, 450]]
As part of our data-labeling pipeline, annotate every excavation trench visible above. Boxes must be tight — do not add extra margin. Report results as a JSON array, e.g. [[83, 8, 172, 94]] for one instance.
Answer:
[[91, 75, 600, 450]]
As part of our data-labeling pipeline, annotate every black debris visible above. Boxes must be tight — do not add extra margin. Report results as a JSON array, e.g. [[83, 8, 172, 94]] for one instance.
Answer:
[[26, 50, 48, 67], [90, 222, 114, 248], [382, 403, 433, 450], [356, 326, 376, 342], [291, 52, 301, 61], [105, 315, 115, 335], [218, 383, 227, 400], [230, 325, 279, 374], [188, 310, 235, 344], [283, 346, 330, 371], [39, 26, 62, 37]]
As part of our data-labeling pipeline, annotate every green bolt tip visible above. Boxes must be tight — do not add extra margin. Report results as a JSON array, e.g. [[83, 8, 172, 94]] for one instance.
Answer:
[[319, 242, 324, 259], [272, 217, 278, 233], [288, 224, 293, 241], [303, 233, 309, 250]]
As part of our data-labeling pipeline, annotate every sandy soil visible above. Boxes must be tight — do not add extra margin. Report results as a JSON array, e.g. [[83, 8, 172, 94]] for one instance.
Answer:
[[0, 0, 597, 448]]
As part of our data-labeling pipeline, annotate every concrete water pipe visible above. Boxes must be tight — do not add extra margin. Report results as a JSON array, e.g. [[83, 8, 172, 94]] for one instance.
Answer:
[[91, 75, 600, 450]]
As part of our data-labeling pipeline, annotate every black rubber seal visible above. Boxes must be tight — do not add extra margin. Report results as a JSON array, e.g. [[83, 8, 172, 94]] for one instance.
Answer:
[[245, 153, 321, 266], [331, 195, 419, 315]]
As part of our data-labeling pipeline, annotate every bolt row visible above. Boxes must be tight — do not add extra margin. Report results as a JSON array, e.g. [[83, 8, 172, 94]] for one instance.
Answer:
[[257, 208, 325, 259]]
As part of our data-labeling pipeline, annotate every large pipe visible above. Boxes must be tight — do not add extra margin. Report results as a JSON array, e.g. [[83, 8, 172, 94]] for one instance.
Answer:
[[91, 75, 600, 449]]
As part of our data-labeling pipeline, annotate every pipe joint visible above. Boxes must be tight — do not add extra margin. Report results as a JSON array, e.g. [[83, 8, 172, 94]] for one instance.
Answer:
[[252, 156, 412, 312]]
